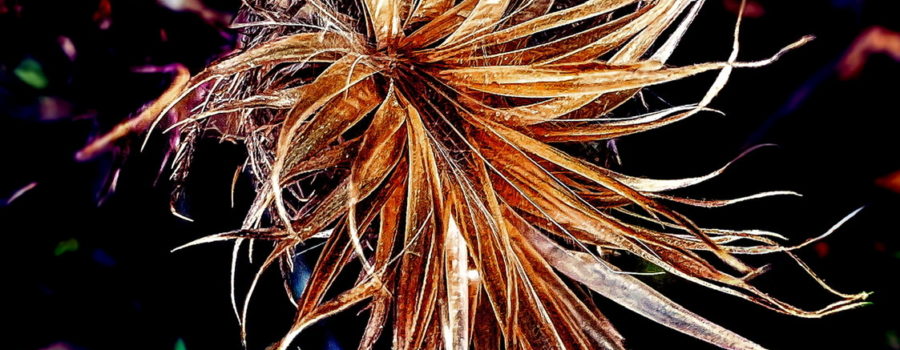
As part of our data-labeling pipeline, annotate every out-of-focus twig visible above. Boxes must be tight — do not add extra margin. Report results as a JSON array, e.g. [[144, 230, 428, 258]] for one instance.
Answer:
[[837, 26, 900, 79], [4, 182, 38, 206], [75, 64, 190, 162], [746, 26, 900, 145]]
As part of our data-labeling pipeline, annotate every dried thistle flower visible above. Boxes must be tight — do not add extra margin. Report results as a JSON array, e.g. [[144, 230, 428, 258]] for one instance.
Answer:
[[82, 0, 870, 348]]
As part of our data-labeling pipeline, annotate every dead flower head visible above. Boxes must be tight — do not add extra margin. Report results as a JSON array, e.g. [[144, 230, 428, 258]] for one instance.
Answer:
[[83, 0, 870, 348]]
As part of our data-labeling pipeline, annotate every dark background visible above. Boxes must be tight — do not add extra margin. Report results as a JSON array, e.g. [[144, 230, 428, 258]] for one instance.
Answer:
[[2, 0, 898, 349]]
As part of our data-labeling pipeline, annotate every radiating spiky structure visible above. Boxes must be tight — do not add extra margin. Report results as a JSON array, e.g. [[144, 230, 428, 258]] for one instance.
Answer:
[[104, 0, 870, 348]]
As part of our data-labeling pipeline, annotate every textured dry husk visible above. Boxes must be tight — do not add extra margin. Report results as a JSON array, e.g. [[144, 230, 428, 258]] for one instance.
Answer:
[[82, 0, 870, 349]]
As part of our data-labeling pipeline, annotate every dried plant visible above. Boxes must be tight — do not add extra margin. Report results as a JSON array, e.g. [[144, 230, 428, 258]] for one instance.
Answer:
[[82, 0, 870, 349]]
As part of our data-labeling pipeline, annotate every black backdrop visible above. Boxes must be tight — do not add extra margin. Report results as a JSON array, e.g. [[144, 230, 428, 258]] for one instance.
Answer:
[[3, 1, 898, 349]]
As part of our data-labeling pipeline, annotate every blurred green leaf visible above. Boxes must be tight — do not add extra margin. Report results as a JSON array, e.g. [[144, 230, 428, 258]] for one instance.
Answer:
[[175, 338, 187, 350], [54, 238, 79, 256], [14, 58, 49, 90], [886, 329, 899, 349]]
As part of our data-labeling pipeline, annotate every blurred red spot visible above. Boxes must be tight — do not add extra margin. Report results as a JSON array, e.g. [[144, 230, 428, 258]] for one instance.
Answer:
[[814, 242, 830, 258], [837, 26, 900, 79], [876, 170, 900, 193], [722, 0, 765, 18], [93, 0, 112, 30], [874, 242, 887, 253], [0, 2, 20, 15], [39, 343, 76, 350]]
